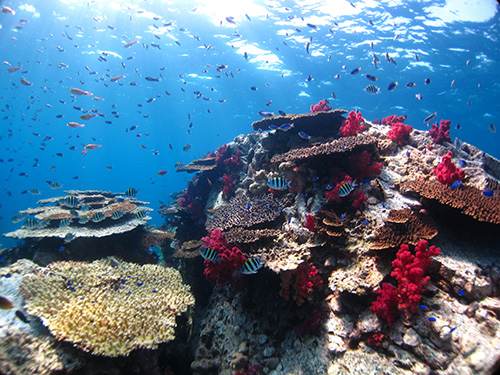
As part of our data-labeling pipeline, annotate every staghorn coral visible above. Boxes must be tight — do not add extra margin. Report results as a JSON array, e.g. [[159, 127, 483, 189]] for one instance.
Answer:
[[20, 258, 195, 357], [270, 134, 377, 164], [205, 193, 293, 232], [401, 179, 500, 225], [370, 209, 438, 250]]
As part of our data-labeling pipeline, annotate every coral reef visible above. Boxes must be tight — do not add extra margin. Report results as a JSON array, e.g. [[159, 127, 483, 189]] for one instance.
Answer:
[[270, 134, 377, 164], [279, 263, 323, 306], [20, 258, 195, 357], [387, 122, 413, 146], [370, 209, 438, 250], [175, 157, 217, 172], [205, 193, 293, 232], [4, 190, 152, 240], [401, 179, 500, 224]]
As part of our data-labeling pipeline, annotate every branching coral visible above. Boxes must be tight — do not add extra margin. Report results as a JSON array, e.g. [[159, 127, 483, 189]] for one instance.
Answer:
[[20, 259, 195, 357], [388, 123, 413, 146]]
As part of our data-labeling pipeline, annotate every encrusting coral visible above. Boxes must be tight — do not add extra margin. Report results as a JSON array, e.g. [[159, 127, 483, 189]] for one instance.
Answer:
[[20, 258, 195, 357]]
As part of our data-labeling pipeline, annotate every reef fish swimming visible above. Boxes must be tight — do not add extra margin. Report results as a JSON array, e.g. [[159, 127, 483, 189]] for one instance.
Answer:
[[241, 258, 263, 274], [200, 247, 219, 262], [267, 177, 289, 190]]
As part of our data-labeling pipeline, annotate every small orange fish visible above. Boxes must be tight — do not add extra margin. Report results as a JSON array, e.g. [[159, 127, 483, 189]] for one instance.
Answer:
[[69, 88, 92, 96], [110, 75, 125, 82], [1, 6, 15, 15], [157, 170, 168, 176], [92, 96, 104, 101], [79, 114, 98, 120], [123, 40, 138, 48], [19, 78, 33, 86], [84, 144, 102, 150], [67, 122, 85, 128], [0, 296, 14, 310], [7, 66, 21, 73], [81, 150, 87, 155]]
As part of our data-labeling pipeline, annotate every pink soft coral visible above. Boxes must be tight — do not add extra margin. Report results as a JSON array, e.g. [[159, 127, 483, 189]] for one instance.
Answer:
[[340, 110, 365, 137], [280, 263, 323, 306], [433, 151, 465, 184]]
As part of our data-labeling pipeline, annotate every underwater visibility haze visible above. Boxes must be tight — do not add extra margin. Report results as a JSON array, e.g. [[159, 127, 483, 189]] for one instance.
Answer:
[[0, 0, 499, 240]]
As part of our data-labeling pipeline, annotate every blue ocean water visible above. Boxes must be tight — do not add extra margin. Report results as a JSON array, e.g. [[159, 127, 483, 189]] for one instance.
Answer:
[[0, 0, 499, 246]]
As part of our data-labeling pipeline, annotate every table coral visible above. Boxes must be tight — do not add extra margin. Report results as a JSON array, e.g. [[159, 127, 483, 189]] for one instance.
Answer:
[[340, 110, 365, 137], [434, 151, 465, 184], [20, 259, 195, 357]]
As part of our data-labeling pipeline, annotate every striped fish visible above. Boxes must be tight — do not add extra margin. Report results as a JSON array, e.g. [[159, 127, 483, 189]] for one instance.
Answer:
[[241, 258, 263, 274], [124, 188, 139, 198], [59, 195, 80, 208], [365, 84, 380, 94], [69, 209, 79, 218], [11, 212, 28, 223], [338, 180, 358, 198], [111, 211, 125, 220], [199, 247, 219, 262], [90, 212, 106, 223], [23, 218, 41, 229], [267, 177, 289, 190], [78, 216, 90, 224], [80, 203, 90, 212], [59, 218, 71, 228], [135, 210, 147, 219]]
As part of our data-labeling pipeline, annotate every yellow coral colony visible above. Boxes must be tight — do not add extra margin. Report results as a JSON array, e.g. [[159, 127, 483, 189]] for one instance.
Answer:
[[20, 259, 195, 357]]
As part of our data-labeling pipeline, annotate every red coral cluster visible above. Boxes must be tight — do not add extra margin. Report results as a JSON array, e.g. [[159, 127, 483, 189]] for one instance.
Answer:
[[388, 123, 413, 146], [366, 332, 385, 347], [433, 151, 465, 184], [216, 144, 243, 169], [177, 179, 206, 223], [202, 229, 247, 287], [375, 114, 407, 125], [370, 240, 441, 326], [280, 263, 323, 306], [325, 175, 352, 204], [340, 110, 365, 137], [429, 119, 451, 144], [349, 150, 383, 180], [232, 365, 262, 375], [310, 99, 332, 113], [215, 144, 229, 165], [303, 214, 317, 232], [222, 173, 235, 197], [351, 190, 368, 209]]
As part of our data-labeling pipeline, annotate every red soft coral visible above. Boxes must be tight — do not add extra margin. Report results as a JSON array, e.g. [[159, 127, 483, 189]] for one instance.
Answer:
[[202, 229, 247, 286], [371, 240, 441, 325], [388, 122, 413, 146], [215, 144, 229, 165], [380, 114, 407, 125], [280, 263, 323, 306], [310, 99, 332, 113], [351, 190, 367, 209], [224, 150, 243, 169], [303, 214, 317, 232], [433, 151, 465, 184], [350, 150, 383, 180], [340, 110, 365, 137], [222, 173, 235, 197], [429, 119, 451, 144]]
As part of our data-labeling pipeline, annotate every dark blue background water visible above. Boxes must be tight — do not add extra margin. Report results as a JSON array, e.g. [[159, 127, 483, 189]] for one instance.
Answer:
[[1, 0, 499, 246]]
